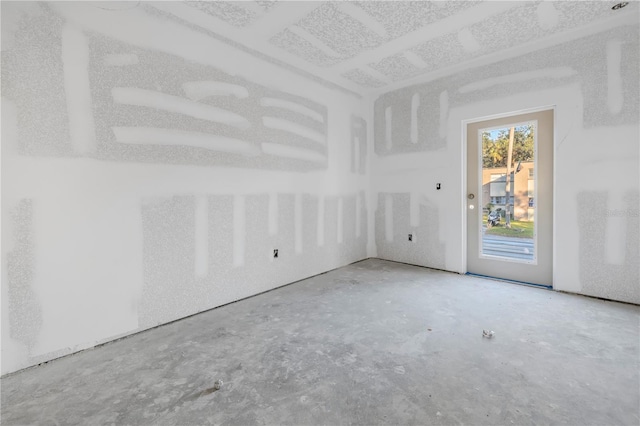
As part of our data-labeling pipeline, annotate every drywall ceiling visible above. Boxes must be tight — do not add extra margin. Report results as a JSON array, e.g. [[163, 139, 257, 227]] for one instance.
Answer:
[[147, 1, 638, 97]]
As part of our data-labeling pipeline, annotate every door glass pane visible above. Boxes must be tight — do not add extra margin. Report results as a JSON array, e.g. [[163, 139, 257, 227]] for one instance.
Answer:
[[479, 123, 536, 263]]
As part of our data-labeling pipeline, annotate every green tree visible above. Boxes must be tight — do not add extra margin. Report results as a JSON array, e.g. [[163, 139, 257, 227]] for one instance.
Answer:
[[482, 124, 534, 168]]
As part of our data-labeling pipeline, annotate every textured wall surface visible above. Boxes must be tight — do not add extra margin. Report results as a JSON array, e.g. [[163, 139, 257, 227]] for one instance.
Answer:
[[372, 23, 640, 303], [2, 4, 329, 170], [1, 2, 370, 375], [375, 193, 445, 270]]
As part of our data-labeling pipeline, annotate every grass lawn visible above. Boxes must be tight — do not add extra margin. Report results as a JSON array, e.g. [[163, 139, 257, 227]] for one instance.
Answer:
[[486, 220, 534, 238]]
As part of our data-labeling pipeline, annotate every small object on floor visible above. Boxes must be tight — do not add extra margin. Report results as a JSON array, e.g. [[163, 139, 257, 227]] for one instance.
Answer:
[[213, 380, 223, 390], [482, 330, 495, 339]]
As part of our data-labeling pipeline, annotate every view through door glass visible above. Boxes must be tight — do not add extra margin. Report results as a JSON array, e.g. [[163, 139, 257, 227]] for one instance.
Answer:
[[480, 123, 536, 262], [466, 109, 553, 287]]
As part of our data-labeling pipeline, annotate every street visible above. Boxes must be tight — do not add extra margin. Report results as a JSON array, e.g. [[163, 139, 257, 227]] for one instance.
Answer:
[[482, 233, 534, 261]]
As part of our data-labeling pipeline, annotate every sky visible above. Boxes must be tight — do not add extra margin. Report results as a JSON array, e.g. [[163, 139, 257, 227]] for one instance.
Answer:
[[485, 123, 533, 141], [487, 129, 503, 139]]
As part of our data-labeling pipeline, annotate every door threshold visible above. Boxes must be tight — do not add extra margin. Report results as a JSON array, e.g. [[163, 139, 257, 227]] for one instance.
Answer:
[[465, 272, 552, 289]]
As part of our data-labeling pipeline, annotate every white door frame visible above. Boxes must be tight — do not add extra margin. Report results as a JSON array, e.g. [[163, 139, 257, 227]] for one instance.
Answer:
[[461, 104, 557, 288]]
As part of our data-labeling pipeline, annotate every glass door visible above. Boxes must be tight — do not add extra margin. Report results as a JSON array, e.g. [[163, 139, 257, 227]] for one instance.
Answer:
[[466, 109, 553, 286]]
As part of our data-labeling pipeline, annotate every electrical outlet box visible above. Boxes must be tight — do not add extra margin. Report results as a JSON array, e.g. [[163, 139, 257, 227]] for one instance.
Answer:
[[273, 249, 278, 258], [408, 234, 413, 242]]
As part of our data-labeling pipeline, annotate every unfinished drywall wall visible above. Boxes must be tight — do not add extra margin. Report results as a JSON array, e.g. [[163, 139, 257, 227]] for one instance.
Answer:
[[375, 193, 445, 270], [372, 23, 639, 304], [1, 2, 370, 375]]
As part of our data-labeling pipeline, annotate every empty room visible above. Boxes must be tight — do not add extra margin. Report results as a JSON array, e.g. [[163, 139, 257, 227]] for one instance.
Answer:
[[1, 1, 639, 424]]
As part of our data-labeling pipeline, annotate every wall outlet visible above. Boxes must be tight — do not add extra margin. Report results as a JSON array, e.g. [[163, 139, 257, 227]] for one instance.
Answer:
[[408, 234, 413, 242], [273, 249, 278, 258]]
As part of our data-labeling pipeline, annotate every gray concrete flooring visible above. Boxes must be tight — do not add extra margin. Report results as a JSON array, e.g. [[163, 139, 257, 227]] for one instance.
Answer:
[[2, 259, 639, 425]]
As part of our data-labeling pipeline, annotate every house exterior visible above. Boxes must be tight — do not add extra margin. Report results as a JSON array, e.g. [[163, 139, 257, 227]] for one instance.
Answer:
[[481, 161, 534, 221]]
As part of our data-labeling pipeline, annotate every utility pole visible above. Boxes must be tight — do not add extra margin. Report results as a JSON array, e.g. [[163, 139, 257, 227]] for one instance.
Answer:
[[505, 127, 514, 228]]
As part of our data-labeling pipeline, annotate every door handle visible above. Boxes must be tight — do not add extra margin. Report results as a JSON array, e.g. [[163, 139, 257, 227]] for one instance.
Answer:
[[468, 194, 475, 200]]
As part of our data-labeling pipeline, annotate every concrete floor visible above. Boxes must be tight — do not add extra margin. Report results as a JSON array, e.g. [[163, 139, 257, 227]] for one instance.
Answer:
[[2, 259, 639, 425]]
